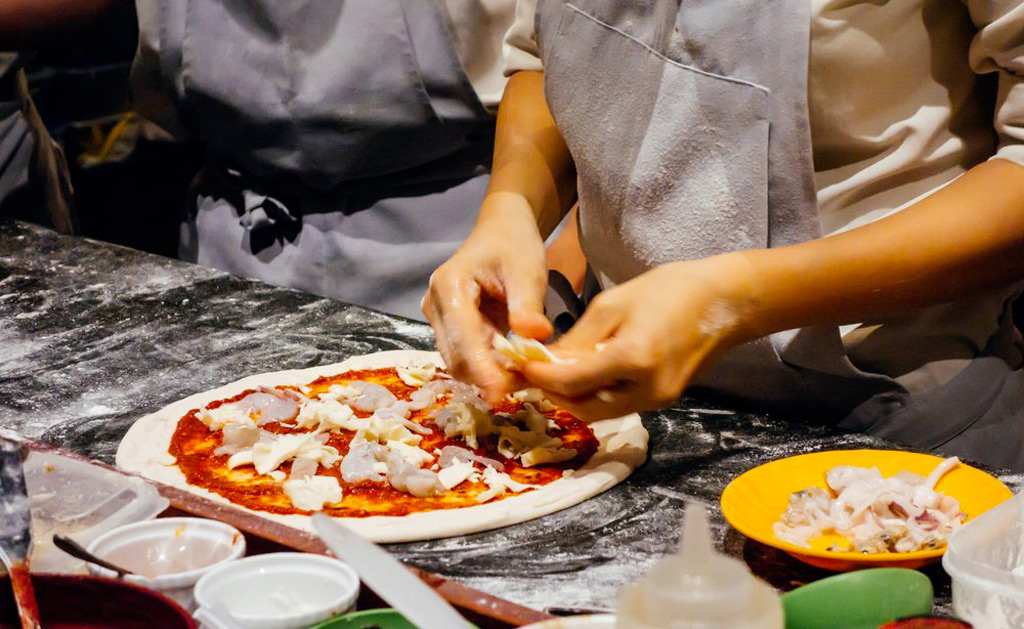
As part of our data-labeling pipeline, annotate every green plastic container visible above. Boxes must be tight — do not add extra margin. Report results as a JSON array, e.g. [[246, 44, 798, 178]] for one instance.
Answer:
[[310, 609, 414, 629], [310, 608, 478, 629], [781, 568, 933, 629]]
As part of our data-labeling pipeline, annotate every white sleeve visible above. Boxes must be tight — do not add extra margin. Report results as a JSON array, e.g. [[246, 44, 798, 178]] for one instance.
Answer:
[[966, 0, 1024, 166], [502, 0, 544, 75]]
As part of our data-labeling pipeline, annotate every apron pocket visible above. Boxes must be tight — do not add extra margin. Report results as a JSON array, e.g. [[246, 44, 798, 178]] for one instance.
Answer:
[[543, 3, 771, 282]]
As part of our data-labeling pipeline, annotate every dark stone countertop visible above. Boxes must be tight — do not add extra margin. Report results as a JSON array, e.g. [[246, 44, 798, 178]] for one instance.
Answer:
[[2, 219, 1019, 615]]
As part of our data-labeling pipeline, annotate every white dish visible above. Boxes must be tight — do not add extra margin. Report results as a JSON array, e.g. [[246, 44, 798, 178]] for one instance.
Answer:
[[194, 552, 360, 629], [86, 517, 245, 611]]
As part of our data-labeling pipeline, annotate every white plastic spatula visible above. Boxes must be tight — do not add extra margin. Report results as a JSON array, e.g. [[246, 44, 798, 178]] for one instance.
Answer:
[[312, 514, 474, 629]]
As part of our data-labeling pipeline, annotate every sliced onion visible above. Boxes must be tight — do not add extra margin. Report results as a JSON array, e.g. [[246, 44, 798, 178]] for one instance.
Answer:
[[397, 416, 432, 435], [437, 446, 504, 471], [257, 386, 305, 402], [368, 407, 431, 435]]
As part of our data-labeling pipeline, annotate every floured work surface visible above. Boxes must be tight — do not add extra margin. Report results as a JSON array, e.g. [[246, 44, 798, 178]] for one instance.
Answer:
[[2, 219, 1021, 613]]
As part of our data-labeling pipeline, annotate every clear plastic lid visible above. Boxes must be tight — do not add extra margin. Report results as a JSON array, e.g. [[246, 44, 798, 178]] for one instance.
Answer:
[[944, 492, 1024, 598], [24, 450, 169, 573]]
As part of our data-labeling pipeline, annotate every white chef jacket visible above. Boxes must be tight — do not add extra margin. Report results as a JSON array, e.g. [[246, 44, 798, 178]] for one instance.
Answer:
[[503, 0, 1024, 396]]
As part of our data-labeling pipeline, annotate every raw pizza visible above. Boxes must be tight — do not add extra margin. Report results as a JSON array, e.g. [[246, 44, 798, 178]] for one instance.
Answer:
[[117, 350, 648, 542]]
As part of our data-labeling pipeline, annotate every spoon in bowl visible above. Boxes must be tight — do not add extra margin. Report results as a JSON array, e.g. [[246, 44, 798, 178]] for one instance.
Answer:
[[53, 534, 135, 579]]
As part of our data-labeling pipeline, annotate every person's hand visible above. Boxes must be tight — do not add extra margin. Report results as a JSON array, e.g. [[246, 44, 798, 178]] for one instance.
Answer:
[[422, 192, 554, 401], [521, 253, 758, 420]]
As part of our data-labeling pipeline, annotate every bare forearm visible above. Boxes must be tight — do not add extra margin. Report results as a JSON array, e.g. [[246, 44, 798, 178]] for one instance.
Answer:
[[484, 71, 576, 238], [0, 0, 123, 49], [731, 159, 1024, 341]]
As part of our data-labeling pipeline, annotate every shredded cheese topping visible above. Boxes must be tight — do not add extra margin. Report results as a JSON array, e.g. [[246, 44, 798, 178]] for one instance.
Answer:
[[195, 369, 574, 511]]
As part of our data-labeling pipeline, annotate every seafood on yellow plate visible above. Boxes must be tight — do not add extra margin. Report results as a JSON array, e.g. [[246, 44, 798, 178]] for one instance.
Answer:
[[774, 457, 966, 554]]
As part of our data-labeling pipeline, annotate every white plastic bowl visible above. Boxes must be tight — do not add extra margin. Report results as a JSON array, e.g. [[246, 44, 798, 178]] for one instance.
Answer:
[[86, 517, 246, 611], [193, 552, 360, 629], [943, 492, 1024, 629]]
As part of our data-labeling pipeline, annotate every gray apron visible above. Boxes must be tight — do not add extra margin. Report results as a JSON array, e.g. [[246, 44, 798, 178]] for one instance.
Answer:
[[535, 1, 1024, 468], [163, 0, 494, 320]]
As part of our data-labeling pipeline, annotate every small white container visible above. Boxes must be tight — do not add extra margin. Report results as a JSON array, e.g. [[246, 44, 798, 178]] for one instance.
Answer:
[[86, 517, 246, 611], [944, 492, 1024, 629], [193, 552, 360, 629]]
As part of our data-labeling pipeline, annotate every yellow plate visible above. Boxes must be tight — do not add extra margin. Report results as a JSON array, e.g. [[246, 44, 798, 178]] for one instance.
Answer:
[[720, 449, 1012, 571]]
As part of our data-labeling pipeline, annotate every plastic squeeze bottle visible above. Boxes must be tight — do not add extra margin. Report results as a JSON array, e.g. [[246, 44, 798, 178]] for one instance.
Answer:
[[616, 503, 783, 629]]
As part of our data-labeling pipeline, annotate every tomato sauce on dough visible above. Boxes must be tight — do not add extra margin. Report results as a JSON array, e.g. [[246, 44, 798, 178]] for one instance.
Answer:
[[169, 368, 599, 517]]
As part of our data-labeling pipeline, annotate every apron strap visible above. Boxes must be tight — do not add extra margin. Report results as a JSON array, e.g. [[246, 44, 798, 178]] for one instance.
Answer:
[[13, 67, 77, 234]]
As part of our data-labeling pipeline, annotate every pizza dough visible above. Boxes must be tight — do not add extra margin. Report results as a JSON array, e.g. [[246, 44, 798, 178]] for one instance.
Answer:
[[117, 350, 649, 542]]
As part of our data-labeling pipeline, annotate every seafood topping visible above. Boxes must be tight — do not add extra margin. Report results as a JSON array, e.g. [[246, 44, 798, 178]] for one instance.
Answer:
[[773, 457, 967, 554]]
